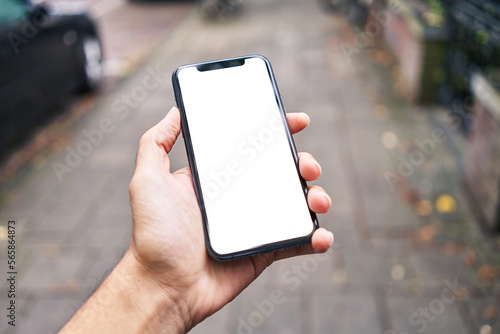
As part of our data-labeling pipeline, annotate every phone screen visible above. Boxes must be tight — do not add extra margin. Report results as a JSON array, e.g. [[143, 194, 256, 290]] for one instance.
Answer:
[[175, 56, 316, 257]]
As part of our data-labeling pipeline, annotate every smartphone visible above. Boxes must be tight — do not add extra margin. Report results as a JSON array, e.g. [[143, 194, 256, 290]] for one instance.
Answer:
[[172, 55, 318, 260]]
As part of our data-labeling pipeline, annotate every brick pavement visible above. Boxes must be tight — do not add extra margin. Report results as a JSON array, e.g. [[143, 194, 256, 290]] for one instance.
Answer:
[[1, 0, 499, 333]]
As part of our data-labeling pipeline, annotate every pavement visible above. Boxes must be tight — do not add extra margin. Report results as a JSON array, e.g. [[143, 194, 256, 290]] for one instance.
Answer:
[[1, 0, 499, 333]]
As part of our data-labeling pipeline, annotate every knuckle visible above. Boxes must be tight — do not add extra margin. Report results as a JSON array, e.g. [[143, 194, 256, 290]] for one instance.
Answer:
[[139, 132, 151, 146], [129, 174, 144, 195], [129, 177, 137, 195]]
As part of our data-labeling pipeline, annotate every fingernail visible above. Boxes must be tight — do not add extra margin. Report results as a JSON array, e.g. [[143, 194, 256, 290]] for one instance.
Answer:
[[328, 231, 334, 246], [315, 160, 322, 175], [302, 112, 310, 126], [323, 192, 331, 207]]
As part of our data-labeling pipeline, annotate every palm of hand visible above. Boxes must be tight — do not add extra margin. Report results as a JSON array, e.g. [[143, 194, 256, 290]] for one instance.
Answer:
[[130, 159, 271, 323]]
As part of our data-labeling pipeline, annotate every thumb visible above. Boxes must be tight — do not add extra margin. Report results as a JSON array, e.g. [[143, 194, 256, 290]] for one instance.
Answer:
[[135, 107, 182, 172]]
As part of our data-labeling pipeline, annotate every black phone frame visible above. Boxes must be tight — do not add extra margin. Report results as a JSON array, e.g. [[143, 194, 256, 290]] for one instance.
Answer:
[[172, 54, 319, 261]]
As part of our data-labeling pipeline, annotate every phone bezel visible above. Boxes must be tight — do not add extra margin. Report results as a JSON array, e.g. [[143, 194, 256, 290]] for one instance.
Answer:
[[172, 54, 319, 260]]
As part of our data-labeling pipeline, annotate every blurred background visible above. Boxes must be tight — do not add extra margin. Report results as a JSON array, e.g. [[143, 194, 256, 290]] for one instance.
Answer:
[[0, 0, 499, 333]]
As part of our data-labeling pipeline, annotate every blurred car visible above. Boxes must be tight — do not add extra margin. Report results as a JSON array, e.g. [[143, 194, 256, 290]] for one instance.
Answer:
[[0, 0, 102, 153]]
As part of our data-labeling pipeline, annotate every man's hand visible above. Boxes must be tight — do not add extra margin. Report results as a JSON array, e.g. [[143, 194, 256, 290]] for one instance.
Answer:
[[129, 106, 333, 330], [60, 107, 333, 334]]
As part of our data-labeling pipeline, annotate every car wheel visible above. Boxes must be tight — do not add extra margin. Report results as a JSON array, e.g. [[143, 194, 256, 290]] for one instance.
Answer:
[[78, 35, 103, 92]]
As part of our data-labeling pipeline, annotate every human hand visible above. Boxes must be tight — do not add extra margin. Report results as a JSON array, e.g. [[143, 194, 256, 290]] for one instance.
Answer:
[[127, 106, 333, 332]]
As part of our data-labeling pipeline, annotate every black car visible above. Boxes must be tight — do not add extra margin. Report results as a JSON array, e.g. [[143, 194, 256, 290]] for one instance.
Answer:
[[0, 0, 102, 153]]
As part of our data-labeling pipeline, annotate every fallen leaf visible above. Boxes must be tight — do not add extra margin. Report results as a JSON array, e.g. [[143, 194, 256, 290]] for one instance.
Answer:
[[478, 264, 497, 282]]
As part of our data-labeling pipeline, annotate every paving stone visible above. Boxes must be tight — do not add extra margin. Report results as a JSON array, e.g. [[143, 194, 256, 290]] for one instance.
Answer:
[[90, 178, 132, 217], [265, 250, 336, 288], [0, 295, 34, 334], [363, 194, 421, 229], [7, 298, 84, 334], [0, 165, 59, 216], [77, 215, 132, 250], [0, 0, 496, 332], [464, 297, 500, 333], [386, 297, 468, 334], [410, 252, 482, 291], [312, 293, 380, 333], [341, 249, 417, 288], [230, 294, 305, 334], [18, 253, 86, 292]]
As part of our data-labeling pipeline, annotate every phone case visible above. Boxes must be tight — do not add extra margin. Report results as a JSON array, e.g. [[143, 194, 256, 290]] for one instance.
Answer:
[[172, 55, 319, 260]]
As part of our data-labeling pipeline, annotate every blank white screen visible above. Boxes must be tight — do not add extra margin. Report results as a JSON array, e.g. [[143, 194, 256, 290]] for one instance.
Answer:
[[178, 57, 314, 256]]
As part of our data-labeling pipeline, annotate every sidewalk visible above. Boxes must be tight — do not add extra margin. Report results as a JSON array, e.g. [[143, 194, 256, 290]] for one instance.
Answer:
[[1, 0, 499, 333]]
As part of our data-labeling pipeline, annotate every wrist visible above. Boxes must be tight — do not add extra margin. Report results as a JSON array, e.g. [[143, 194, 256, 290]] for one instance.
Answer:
[[119, 250, 193, 334], [60, 250, 193, 334]]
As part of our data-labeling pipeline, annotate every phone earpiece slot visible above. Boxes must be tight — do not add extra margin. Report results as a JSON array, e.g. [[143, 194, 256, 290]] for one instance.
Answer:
[[196, 58, 245, 72]]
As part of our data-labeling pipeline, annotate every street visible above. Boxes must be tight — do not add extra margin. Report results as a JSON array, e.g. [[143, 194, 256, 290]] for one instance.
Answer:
[[0, 0, 498, 333]]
